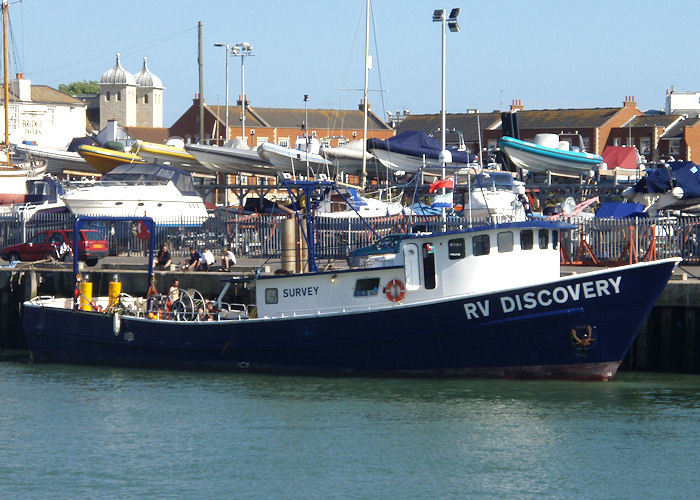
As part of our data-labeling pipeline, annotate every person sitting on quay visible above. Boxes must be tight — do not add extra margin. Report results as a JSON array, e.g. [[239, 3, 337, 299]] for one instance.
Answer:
[[200, 247, 215, 272], [153, 244, 172, 270], [221, 247, 236, 271], [183, 247, 202, 271]]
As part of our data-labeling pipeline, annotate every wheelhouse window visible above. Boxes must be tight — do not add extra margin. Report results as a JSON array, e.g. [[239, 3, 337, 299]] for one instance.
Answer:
[[354, 278, 380, 297], [448, 238, 465, 260], [520, 230, 533, 250], [497, 232, 514, 253], [552, 230, 559, 249], [403, 243, 420, 291], [422, 243, 436, 290], [538, 229, 549, 249], [473, 235, 490, 256], [265, 288, 278, 304]]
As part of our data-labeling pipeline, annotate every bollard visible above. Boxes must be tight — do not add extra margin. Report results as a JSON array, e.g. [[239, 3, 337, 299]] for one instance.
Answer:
[[108, 274, 121, 307], [79, 281, 93, 311]]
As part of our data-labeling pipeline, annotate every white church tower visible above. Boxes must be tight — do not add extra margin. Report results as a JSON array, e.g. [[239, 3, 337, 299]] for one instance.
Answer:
[[99, 53, 136, 129], [134, 57, 164, 128]]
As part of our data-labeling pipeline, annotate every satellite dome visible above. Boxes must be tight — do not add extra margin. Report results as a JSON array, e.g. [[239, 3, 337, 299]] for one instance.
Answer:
[[100, 53, 135, 85], [134, 57, 164, 89]]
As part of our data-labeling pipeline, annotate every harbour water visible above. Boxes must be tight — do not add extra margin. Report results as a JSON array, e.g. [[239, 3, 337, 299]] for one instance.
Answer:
[[1, 362, 699, 499]]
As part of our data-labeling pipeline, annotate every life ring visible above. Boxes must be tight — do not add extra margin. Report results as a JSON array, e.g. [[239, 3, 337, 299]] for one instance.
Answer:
[[113, 312, 121, 336], [384, 279, 405, 302]]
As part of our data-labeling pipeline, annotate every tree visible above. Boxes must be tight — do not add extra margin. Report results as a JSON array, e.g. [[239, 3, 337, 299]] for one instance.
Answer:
[[58, 80, 100, 95]]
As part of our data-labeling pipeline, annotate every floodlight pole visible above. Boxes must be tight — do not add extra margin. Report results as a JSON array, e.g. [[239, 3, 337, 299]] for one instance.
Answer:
[[232, 42, 253, 145], [213, 42, 230, 143]]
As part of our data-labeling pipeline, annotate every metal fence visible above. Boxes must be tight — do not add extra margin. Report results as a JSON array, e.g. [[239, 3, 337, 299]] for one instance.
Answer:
[[2, 211, 700, 264]]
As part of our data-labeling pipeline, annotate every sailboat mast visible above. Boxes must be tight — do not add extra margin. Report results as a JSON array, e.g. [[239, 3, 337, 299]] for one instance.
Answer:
[[361, 0, 370, 191], [2, 0, 9, 150]]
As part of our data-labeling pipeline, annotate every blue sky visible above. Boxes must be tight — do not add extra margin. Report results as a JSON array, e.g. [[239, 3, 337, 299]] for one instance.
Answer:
[[9, 0, 699, 127]]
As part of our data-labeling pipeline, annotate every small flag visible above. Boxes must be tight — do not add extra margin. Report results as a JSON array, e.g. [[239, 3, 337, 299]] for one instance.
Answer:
[[429, 176, 454, 194], [431, 191, 454, 209]]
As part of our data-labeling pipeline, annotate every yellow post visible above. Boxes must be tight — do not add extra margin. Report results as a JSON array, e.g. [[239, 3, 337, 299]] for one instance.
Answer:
[[79, 281, 93, 311], [108, 280, 122, 307]]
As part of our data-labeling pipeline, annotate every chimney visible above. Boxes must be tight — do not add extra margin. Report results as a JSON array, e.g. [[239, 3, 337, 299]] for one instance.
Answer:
[[10, 73, 31, 102], [236, 94, 249, 106], [510, 99, 523, 111], [623, 95, 637, 108], [193, 93, 204, 104], [359, 98, 371, 111]]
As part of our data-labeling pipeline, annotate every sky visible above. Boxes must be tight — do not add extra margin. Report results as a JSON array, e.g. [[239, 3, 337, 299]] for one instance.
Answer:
[[8, 0, 700, 128]]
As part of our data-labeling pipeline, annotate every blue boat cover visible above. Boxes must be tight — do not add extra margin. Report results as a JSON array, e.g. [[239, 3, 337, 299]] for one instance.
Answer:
[[409, 202, 442, 216], [67, 136, 97, 152], [635, 161, 700, 198], [595, 202, 646, 218], [367, 131, 477, 163]]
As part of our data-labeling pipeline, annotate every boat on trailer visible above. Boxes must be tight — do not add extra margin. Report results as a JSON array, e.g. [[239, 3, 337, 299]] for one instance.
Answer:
[[22, 181, 678, 380], [498, 134, 603, 176]]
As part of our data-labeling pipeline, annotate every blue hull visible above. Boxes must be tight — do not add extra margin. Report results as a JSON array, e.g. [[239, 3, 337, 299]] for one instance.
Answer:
[[22, 260, 676, 380]]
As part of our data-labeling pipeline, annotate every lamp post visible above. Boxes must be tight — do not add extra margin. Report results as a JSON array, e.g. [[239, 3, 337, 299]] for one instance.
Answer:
[[433, 8, 460, 227], [213, 42, 230, 143], [303, 94, 309, 175], [232, 42, 253, 145]]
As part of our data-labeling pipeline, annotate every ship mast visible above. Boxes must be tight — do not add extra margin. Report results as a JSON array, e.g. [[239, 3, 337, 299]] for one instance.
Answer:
[[360, 0, 369, 191], [2, 0, 9, 153]]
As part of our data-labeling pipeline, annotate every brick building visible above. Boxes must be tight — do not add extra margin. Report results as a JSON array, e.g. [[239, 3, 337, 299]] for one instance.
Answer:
[[170, 96, 394, 147]]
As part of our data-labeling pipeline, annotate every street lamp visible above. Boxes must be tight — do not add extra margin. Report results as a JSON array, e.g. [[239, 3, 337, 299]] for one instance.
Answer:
[[231, 42, 254, 145], [433, 8, 460, 226], [213, 42, 230, 143]]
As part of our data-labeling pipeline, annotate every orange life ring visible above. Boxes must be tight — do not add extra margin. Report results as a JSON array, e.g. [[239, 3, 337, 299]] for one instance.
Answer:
[[385, 279, 405, 302]]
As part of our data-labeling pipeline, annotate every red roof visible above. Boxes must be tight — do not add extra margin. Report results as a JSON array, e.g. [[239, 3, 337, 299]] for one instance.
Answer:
[[601, 146, 639, 170]]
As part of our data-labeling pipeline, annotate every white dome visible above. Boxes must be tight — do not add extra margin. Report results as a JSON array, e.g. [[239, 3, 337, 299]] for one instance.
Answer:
[[134, 57, 164, 89], [100, 53, 135, 85]]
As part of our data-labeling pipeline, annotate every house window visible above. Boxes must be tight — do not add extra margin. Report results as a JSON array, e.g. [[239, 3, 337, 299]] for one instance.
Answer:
[[538, 229, 549, 249], [278, 138, 290, 148], [117, 91, 121, 101], [448, 238, 465, 259], [520, 230, 533, 250], [670, 139, 681, 155], [354, 278, 380, 297], [106, 91, 110, 101], [144, 94, 149, 104], [321, 138, 331, 148], [640, 138, 651, 154], [497, 231, 514, 253], [239, 175, 248, 185], [256, 138, 268, 146], [338, 138, 348, 146], [614, 137, 622, 146], [583, 137, 591, 151], [472, 235, 490, 256], [265, 288, 278, 304]]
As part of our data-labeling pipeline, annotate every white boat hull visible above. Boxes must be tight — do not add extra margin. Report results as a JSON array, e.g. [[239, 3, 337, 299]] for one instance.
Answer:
[[14, 144, 89, 174], [259, 143, 333, 174], [63, 183, 208, 224], [185, 143, 276, 176]]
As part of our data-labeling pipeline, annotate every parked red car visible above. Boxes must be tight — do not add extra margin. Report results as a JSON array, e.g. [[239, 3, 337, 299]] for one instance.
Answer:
[[1, 229, 108, 266]]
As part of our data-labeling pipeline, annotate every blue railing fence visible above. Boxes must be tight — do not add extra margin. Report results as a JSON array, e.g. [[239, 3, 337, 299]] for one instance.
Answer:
[[1, 212, 699, 264]]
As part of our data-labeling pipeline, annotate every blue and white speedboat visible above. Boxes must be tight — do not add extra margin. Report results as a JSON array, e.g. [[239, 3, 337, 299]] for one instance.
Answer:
[[499, 134, 603, 176], [22, 182, 678, 380]]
